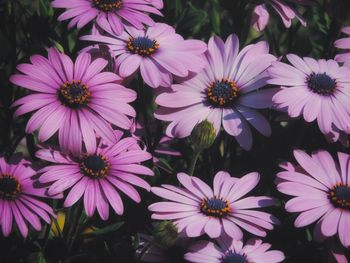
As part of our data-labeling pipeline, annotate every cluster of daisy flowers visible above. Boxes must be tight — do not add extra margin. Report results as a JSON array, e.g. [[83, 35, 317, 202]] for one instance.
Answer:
[[3, 0, 350, 262]]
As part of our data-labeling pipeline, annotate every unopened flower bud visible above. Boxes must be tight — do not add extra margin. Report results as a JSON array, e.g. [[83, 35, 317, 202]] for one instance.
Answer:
[[153, 221, 179, 247], [191, 120, 216, 150]]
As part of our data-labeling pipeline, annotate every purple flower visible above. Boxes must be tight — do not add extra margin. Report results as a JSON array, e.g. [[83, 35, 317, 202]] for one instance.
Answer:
[[155, 34, 277, 150], [276, 149, 350, 248], [0, 157, 56, 237], [269, 55, 350, 136], [80, 23, 207, 88], [335, 27, 350, 67], [185, 236, 285, 263], [149, 171, 278, 239], [252, 0, 307, 31], [36, 133, 154, 219], [51, 0, 163, 35], [11, 48, 136, 154]]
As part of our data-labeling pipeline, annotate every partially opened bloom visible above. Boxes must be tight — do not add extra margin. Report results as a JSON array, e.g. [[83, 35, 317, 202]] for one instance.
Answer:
[[251, 0, 307, 31], [185, 237, 285, 263], [155, 34, 277, 150], [149, 171, 278, 239], [0, 157, 56, 237], [335, 27, 350, 67], [81, 23, 207, 88], [36, 133, 154, 219], [276, 149, 350, 248], [269, 55, 350, 136], [11, 48, 136, 154], [51, 0, 163, 35]]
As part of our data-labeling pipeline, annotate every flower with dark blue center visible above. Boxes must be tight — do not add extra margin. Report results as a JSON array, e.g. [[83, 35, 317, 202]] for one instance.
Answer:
[[206, 79, 239, 107], [221, 252, 247, 263], [200, 197, 231, 217], [329, 183, 350, 209], [307, 73, 336, 95], [127, 36, 159, 57]]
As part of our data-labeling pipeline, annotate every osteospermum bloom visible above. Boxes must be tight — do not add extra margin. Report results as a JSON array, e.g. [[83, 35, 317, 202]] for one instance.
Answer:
[[11, 48, 136, 154], [0, 157, 56, 237], [81, 23, 207, 88], [36, 133, 154, 219], [269, 55, 350, 136], [185, 237, 285, 263], [51, 0, 163, 35], [149, 171, 278, 239], [251, 0, 307, 31], [335, 27, 350, 67], [155, 34, 277, 150], [276, 150, 350, 248]]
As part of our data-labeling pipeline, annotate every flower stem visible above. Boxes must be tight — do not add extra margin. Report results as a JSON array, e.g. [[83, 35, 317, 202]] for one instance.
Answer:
[[187, 148, 201, 176], [137, 77, 151, 149]]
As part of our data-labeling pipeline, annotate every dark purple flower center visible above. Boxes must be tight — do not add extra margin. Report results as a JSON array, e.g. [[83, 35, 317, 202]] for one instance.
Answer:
[[164, 245, 186, 263], [0, 174, 21, 200], [58, 80, 91, 108], [93, 0, 122, 12], [80, 154, 110, 179], [200, 197, 231, 218], [127, 37, 159, 57], [329, 183, 350, 210], [206, 80, 239, 107], [307, 73, 336, 96], [221, 252, 247, 263]]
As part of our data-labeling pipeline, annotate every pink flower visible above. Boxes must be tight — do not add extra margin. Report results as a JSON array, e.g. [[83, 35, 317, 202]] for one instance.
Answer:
[[335, 27, 350, 67], [185, 237, 285, 263], [36, 133, 154, 219], [51, 0, 163, 35], [80, 23, 207, 88], [149, 171, 278, 239], [10, 48, 136, 155], [252, 0, 307, 31], [268, 55, 350, 136], [276, 149, 350, 248], [0, 157, 56, 237], [155, 34, 277, 150]]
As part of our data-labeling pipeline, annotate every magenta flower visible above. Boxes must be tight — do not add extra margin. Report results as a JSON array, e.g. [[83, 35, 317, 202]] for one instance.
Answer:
[[11, 48, 136, 154], [36, 133, 154, 219], [252, 0, 307, 31], [269, 55, 350, 136], [51, 0, 163, 35], [185, 237, 285, 263], [149, 171, 278, 239], [81, 23, 207, 88], [335, 27, 350, 67], [154, 34, 277, 150], [276, 149, 350, 248], [0, 157, 56, 237]]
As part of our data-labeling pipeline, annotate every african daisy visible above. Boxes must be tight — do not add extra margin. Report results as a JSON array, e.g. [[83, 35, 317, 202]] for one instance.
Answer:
[[335, 27, 350, 67]]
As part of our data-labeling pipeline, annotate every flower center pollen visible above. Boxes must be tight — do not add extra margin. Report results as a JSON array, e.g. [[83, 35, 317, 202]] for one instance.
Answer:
[[58, 80, 91, 108], [329, 183, 350, 210], [307, 73, 336, 96], [221, 252, 248, 263], [80, 154, 110, 179], [206, 80, 239, 107], [127, 37, 159, 57], [200, 197, 231, 218], [93, 0, 122, 12], [0, 174, 21, 200]]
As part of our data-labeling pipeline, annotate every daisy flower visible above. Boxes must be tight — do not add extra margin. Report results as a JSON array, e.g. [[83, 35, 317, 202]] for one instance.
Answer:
[[268, 55, 350, 136], [154, 34, 277, 150], [10, 47, 136, 154], [0, 157, 56, 237], [276, 149, 350, 248], [80, 23, 207, 88], [185, 237, 285, 263], [149, 171, 278, 239], [51, 0, 163, 35], [335, 27, 350, 67], [35, 133, 154, 219], [251, 0, 307, 31]]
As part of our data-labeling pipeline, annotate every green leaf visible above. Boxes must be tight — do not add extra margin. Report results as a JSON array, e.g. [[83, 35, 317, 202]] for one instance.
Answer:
[[27, 252, 46, 263], [210, 0, 221, 34], [81, 222, 124, 237]]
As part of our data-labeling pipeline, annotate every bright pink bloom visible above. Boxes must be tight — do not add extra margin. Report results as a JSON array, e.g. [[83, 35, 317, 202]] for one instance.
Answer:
[[51, 0, 163, 35], [11, 48, 136, 154], [155, 34, 277, 150], [185, 237, 285, 263], [335, 27, 350, 67], [252, 0, 307, 31], [36, 133, 154, 219], [81, 23, 207, 88], [149, 171, 278, 239], [0, 157, 56, 237], [269, 55, 350, 136], [276, 149, 350, 248]]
